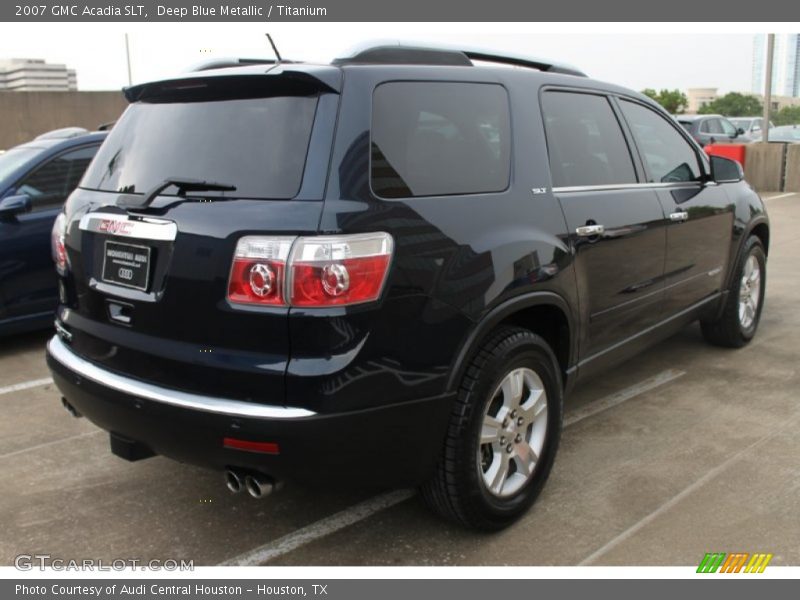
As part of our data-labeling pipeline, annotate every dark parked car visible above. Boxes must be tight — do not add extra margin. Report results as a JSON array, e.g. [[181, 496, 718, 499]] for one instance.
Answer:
[[677, 114, 748, 145], [0, 129, 106, 335], [750, 124, 800, 143], [46, 44, 768, 530]]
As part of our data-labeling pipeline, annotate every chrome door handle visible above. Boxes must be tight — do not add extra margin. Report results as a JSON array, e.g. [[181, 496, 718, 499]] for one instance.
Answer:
[[670, 211, 689, 222], [576, 224, 605, 237]]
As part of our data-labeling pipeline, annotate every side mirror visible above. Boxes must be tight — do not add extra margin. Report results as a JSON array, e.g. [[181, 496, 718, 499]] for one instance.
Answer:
[[0, 194, 32, 219], [710, 155, 744, 183], [737, 127, 746, 136]]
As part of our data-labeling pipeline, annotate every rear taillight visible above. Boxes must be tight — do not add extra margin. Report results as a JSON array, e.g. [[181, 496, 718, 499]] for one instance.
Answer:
[[227, 233, 393, 308], [227, 236, 294, 306], [289, 233, 393, 307], [51, 212, 68, 276]]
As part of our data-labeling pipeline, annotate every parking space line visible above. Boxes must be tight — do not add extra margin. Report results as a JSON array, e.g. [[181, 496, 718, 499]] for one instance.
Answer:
[[221, 489, 415, 566], [0, 377, 53, 396], [1, 367, 689, 564], [764, 192, 797, 201], [564, 369, 686, 427], [0, 431, 102, 460], [2, 367, 688, 565], [577, 414, 798, 566]]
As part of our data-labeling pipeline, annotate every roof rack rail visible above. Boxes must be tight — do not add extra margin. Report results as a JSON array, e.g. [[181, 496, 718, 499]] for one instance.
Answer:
[[188, 57, 287, 72], [333, 41, 587, 77]]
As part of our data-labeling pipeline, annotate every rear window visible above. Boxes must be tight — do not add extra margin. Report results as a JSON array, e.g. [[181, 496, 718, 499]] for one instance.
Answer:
[[81, 95, 319, 199], [370, 82, 511, 198]]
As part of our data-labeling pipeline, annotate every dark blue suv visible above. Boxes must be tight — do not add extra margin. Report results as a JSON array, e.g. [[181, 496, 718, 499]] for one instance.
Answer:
[[0, 129, 106, 335], [46, 45, 768, 530]]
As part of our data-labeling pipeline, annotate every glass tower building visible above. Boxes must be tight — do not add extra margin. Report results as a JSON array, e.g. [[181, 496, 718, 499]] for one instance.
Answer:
[[752, 34, 800, 97]]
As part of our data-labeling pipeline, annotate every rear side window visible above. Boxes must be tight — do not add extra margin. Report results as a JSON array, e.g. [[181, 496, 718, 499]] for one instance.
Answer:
[[81, 96, 318, 199], [701, 118, 724, 135], [619, 100, 702, 183], [541, 91, 636, 188], [371, 82, 511, 198]]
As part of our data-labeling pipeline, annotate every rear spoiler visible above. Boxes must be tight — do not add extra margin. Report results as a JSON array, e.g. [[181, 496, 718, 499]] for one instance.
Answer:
[[123, 66, 341, 103]]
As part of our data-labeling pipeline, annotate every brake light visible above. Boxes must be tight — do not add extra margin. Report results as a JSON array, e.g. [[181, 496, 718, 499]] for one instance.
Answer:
[[289, 233, 393, 307], [51, 212, 68, 275], [227, 233, 393, 308], [227, 236, 294, 306]]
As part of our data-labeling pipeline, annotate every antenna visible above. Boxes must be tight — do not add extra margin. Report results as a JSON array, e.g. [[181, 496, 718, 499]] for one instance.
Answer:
[[266, 34, 282, 63]]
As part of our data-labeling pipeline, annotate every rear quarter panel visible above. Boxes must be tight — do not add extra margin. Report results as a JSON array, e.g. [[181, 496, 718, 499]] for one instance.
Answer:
[[291, 67, 579, 413]]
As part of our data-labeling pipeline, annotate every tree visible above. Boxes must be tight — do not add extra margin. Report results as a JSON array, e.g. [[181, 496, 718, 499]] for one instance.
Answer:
[[641, 88, 688, 114], [698, 93, 762, 117], [773, 105, 800, 126]]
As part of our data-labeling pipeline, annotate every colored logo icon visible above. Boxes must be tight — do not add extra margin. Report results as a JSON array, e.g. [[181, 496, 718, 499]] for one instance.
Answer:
[[697, 552, 773, 573]]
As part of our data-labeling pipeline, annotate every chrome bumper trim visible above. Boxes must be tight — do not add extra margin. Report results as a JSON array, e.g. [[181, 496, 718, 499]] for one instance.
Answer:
[[46, 335, 315, 419]]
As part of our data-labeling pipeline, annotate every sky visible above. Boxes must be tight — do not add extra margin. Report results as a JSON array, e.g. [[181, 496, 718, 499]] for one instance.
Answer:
[[0, 24, 762, 94]]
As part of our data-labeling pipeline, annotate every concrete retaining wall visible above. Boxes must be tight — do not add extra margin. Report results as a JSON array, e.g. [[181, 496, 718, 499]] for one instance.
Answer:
[[785, 145, 800, 193], [0, 91, 127, 150], [743, 143, 786, 193]]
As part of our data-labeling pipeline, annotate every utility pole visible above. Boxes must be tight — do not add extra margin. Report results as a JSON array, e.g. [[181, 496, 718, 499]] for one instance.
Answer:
[[125, 33, 133, 86], [762, 33, 774, 144]]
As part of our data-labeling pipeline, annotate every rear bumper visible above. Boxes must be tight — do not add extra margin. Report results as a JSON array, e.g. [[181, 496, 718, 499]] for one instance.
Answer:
[[46, 335, 453, 487]]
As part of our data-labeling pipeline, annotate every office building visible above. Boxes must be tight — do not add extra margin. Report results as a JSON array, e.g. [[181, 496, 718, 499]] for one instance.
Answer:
[[0, 58, 78, 91]]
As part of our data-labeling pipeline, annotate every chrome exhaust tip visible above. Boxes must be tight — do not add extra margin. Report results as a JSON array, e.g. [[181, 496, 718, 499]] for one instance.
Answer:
[[244, 473, 276, 499], [225, 469, 244, 494]]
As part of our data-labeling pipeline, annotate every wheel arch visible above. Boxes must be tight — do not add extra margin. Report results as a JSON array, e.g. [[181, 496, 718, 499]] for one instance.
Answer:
[[749, 220, 770, 255], [446, 292, 577, 393], [724, 216, 769, 291]]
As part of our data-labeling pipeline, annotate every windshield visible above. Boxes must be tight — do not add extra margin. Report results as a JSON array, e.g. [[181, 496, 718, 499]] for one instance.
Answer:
[[0, 147, 40, 182], [81, 95, 319, 199]]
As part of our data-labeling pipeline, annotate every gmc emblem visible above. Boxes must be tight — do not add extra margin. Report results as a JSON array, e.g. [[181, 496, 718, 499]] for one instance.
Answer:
[[98, 219, 134, 235]]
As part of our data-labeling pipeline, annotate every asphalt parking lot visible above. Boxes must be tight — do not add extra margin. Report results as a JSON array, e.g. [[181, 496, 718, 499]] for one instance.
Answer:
[[2, 192, 799, 567]]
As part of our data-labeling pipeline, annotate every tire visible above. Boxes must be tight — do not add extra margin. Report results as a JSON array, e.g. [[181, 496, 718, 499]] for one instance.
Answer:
[[421, 327, 563, 531], [701, 235, 766, 348]]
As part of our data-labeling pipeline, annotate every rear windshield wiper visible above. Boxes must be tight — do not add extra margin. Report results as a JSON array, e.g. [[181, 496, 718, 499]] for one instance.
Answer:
[[116, 178, 237, 210]]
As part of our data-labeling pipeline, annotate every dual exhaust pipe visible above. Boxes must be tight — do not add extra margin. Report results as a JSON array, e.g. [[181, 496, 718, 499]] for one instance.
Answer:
[[61, 397, 279, 497], [225, 468, 282, 499]]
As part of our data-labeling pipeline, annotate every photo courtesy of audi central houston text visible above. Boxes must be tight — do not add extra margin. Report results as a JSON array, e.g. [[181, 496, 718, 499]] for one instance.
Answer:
[[43, 42, 768, 530]]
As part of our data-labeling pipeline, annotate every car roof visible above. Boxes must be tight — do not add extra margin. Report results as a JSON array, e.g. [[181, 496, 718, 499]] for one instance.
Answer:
[[676, 114, 721, 121], [124, 53, 659, 115], [10, 131, 107, 154]]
